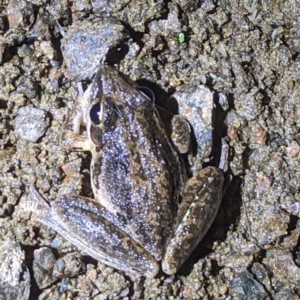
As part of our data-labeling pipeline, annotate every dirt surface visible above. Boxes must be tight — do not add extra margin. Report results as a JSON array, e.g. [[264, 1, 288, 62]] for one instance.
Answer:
[[1, 0, 300, 299]]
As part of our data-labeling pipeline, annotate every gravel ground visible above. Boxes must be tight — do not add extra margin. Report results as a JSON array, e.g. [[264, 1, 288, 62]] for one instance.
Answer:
[[1, 0, 300, 299]]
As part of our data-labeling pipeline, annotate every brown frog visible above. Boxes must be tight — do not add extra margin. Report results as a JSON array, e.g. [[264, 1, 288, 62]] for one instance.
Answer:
[[28, 65, 224, 278]]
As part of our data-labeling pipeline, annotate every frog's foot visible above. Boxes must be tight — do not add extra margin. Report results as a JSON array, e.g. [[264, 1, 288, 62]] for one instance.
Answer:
[[161, 166, 224, 275], [27, 187, 159, 278]]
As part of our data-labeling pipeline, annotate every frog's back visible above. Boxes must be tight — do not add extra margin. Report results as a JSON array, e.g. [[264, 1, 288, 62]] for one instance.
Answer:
[[90, 66, 184, 260]]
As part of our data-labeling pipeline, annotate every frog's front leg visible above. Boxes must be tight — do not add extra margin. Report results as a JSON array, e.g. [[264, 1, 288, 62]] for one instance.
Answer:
[[28, 187, 159, 278], [59, 82, 92, 151], [162, 166, 224, 275]]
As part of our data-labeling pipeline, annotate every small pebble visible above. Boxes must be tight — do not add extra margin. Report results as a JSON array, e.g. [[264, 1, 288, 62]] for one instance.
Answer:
[[14, 106, 50, 143]]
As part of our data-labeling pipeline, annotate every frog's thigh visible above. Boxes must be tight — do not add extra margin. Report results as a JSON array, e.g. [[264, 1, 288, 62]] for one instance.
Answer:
[[40, 193, 159, 278], [162, 166, 224, 275]]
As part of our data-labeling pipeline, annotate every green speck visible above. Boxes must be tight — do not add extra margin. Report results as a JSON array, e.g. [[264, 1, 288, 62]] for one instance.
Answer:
[[178, 32, 185, 43]]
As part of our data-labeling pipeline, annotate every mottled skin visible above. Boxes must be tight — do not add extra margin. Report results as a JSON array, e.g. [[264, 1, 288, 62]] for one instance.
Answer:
[[29, 65, 224, 277]]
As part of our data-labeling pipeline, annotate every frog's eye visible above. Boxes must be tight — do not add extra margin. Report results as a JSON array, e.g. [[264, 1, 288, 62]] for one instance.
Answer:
[[138, 86, 155, 102], [90, 103, 102, 125]]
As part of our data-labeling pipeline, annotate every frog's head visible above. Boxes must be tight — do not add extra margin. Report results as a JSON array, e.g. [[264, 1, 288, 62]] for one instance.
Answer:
[[85, 65, 156, 147]]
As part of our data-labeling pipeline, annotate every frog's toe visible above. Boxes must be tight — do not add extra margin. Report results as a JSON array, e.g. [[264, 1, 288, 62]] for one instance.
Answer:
[[161, 256, 177, 275], [26, 186, 51, 213]]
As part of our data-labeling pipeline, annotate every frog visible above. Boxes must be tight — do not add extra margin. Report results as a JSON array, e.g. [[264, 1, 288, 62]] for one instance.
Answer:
[[28, 65, 224, 278]]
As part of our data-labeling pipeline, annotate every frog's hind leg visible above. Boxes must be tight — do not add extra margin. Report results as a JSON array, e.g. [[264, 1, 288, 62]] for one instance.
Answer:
[[161, 166, 224, 275], [27, 187, 159, 278]]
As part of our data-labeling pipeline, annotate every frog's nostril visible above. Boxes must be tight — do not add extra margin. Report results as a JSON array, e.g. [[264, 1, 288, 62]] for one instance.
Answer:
[[138, 86, 155, 102], [90, 103, 102, 125], [113, 105, 123, 118]]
